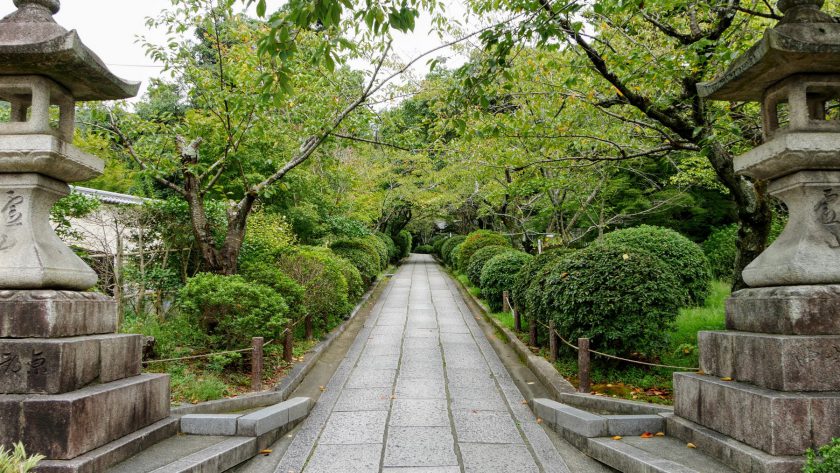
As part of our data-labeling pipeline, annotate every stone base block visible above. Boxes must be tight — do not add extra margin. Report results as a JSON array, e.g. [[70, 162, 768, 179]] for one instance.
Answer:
[[0, 334, 141, 394], [0, 374, 169, 460], [698, 331, 840, 391], [0, 291, 116, 338], [665, 414, 806, 473], [674, 372, 840, 456], [727, 285, 840, 335]]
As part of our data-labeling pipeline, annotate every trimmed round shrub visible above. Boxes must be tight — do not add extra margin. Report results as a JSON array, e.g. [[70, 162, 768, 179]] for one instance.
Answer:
[[441, 236, 466, 265], [431, 235, 448, 255], [276, 247, 352, 331], [601, 225, 711, 306], [395, 230, 412, 259], [239, 260, 305, 318], [480, 251, 533, 312], [330, 238, 382, 284], [363, 234, 390, 270], [376, 232, 399, 263], [450, 244, 464, 269], [414, 244, 434, 254], [179, 273, 289, 350], [538, 241, 683, 357], [332, 255, 365, 302], [456, 230, 511, 272], [512, 248, 574, 314], [466, 245, 512, 286]]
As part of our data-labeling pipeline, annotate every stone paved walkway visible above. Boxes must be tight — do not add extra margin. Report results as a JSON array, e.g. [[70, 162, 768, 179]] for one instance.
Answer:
[[274, 254, 571, 473]]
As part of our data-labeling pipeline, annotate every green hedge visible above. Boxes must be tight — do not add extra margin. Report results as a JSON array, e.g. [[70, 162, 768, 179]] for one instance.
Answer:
[[415, 244, 434, 254], [276, 247, 352, 332], [480, 251, 533, 312], [180, 273, 289, 350], [702, 217, 786, 282], [395, 230, 412, 259], [512, 248, 572, 316], [601, 225, 711, 306], [536, 241, 683, 357], [456, 230, 511, 272], [330, 238, 382, 283], [441, 236, 466, 265], [430, 235, 448, 255], [466, 245, 512, 286], [376, 232, 399, 263], [363, 234, 390, 270]]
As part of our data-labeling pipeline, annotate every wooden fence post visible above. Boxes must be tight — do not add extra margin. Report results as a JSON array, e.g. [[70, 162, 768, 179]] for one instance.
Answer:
[[529, 318, 538, 347], [251, 337, 264, 392], [578, 338, 591, 394], [549, 320, 558, 362], [513, 306, 522, 333], [502, 291, 511, 312], [283, 328, 294, 364]]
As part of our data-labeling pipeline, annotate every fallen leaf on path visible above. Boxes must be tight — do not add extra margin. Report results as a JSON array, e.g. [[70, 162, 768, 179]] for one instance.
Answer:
[[612, 436, 623, 441], [319, 386, 326, 392], [687, 443, 697, 449], [720, 377, 733, 382], [640, 432, 654, 439], [259, 449, 272, 455], [536, 418, 543, 424], [655, 432, 665, 437]]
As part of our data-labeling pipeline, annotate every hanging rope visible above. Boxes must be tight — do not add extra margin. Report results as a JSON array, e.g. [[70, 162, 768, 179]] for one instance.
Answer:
[[142, 339, 275, 365]]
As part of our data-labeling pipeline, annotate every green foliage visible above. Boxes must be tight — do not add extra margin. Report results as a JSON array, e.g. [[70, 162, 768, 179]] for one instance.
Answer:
[[480, 251, 533, 311], [431, 235, 448, 255], [363, 234, 390, 269], [239, 260, 306, 319], [170, 371, 228, 404], [440, 236, 466, 265], [450, 244, 464, 270], [539, 241, 683, 357], [330, 238, 382, 283], [466, 245, 512, 286], [376, 232, 400, 263], [415, 244, 434, 254], [51, 191, 101, 240], [0, 442, 44, 473], [512, 249, 573, 315], [395, 230, 413, 259], [276, 247, 352, 331], [332, 255, 365, 302], [601, 225, 711, 306], [179, 273, 289, 350], [804, 438, 840, 473], [456, 230, 511, 272], [702, 217, 786, 282]]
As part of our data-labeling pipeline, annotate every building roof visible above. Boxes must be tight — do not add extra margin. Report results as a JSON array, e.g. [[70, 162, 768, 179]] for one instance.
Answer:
[[71, 186, 150, 206]]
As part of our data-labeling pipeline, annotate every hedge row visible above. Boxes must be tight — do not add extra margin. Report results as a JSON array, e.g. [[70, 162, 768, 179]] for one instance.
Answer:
[[433, 225, 711, 357]]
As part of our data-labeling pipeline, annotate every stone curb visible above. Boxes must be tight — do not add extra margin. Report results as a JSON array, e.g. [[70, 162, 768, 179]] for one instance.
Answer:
[[532, 398, 666, 439], [170, 273, 387, 417], [180, 397, 313, 437], [445, 265, 576, 399]]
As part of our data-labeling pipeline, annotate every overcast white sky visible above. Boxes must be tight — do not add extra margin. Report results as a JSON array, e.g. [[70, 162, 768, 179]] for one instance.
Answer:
[[0, 0, 469, 102]]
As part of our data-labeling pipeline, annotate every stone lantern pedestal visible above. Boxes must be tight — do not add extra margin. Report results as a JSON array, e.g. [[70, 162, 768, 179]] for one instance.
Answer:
[[0, 2, 170, 471], [670, 2, 840, 472]]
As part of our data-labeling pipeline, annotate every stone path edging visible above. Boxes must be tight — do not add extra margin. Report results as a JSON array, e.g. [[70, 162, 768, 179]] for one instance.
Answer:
[[170, 274, 387, 417], [447, 270, 576, 399]]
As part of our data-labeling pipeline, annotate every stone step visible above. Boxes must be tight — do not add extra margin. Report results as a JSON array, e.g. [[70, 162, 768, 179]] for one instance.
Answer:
[[588, 435, 736, 473], [106, 435, 256, 473], [32, 416, 178, 473], [665, 414, 806, 473], [1, 373, 170, 459]]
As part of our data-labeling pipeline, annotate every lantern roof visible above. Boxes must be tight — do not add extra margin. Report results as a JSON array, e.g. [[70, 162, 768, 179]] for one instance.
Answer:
[[0, 0, 140, 101], [698, 0, 840, 101]]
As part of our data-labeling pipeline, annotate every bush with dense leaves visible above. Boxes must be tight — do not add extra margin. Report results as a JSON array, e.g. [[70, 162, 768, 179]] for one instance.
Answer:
[[601, 225, 711, 306], [456, 230, 511, 272], [239, 260, 305, 318], [430, 235, 448, 255], [276, 247, 352, 332], [179, 273, 289, 350], [512, 248, 573, 315], [804, 438, 840, 473], [395, 230, 412, 259], [330, 238, 382, 283], [363, 234, 390, 270], [480, 251, 533, 312], [441, 236, 466, 265], [536, 241, 683, 357], [414, 244, 434, 254], [376, 232, 399, 263], [450, 244, 464, 270], [466, 245, 513, 286]]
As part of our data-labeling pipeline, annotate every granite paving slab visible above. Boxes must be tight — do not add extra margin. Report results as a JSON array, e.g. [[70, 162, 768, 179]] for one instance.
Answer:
[[272, 255, 571, 472]]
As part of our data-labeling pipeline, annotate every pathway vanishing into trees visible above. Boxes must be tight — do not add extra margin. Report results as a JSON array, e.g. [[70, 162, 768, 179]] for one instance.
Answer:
[[270, 254, 577, 473]]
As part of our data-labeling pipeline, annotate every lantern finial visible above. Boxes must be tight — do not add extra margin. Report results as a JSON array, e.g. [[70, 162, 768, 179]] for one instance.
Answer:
[[778, 0, 833, 23]]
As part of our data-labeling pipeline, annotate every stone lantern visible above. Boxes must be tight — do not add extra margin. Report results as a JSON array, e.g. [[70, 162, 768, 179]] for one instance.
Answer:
[[671, 1, 840, 471], [0, 1, 170, 471]]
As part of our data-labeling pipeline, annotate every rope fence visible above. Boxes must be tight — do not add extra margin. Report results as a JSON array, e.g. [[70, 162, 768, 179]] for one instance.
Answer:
[[142, 338, 280, 392]]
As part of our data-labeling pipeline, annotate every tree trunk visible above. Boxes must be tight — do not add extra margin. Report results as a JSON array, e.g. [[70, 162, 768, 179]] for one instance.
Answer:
[[305, 315, 314, 341]]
